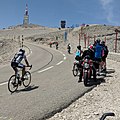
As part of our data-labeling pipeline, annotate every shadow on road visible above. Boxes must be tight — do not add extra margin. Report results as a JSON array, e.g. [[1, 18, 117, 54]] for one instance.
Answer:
[[106, 69, 115, 74], [83, 78, 106, 87], [80, 69, 115, 87], [16, 85, 39, 93]]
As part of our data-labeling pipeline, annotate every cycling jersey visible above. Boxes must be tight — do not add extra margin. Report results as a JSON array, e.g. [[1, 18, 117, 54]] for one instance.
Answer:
[[11, 52, 26, 69], [75, 50, 81, 57], [12, 52, 26, 64]]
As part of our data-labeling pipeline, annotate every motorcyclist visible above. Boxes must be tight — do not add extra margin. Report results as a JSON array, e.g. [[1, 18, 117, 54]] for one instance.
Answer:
[[11, 48, 31, 83], [101, 41, 109, 72], [94, 39, 102, 62], [80, 44, 96, 82], [82, 44, 94, 60]]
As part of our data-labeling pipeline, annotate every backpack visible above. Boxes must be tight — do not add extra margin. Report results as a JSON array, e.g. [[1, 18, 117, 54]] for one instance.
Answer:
[[94, 43, 102, 59]]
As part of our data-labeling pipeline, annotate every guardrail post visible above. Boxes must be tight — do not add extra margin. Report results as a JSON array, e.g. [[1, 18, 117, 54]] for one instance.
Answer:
[[84, 34, 86, 48], [22, 35, 24, 48]]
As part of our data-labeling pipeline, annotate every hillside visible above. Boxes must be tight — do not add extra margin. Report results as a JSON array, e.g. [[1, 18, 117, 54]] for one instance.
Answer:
[[0, 24, 120, 65]]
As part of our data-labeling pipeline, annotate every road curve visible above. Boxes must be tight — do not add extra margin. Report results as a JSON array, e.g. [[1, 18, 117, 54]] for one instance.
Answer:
[[0, 42, 94, 120]]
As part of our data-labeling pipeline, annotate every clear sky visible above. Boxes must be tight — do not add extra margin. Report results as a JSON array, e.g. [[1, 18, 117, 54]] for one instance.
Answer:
[[0, 0, 119, 29]]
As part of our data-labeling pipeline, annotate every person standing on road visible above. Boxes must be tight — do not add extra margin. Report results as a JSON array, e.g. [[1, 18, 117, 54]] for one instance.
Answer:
[[67, 43, 71, 54], [101, 41, 109, 72], [56, 42, 58, 50]]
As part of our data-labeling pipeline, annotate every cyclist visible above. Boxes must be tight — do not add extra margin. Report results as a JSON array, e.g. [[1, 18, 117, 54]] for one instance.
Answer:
[[11, 48, 31, 83], [75, 45, 82, 61], [74, 45, 83, 82]]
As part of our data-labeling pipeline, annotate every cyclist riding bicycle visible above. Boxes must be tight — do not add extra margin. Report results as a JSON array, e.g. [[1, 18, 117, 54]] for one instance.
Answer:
[[11, 48, 31, 82], [75, 45, 82, 61]]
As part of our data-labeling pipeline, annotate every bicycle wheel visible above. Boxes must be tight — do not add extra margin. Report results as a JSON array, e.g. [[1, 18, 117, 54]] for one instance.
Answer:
[[23, 71, 31, 87], [8, 75, 18, 93], [72, 64, 78, 76]]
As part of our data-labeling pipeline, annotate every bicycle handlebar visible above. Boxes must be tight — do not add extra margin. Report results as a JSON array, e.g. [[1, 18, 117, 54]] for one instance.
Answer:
[[25, 65, 32, 70]]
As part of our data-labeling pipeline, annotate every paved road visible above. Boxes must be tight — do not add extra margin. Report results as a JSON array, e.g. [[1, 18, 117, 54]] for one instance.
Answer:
[[0, 42, 94, 120]]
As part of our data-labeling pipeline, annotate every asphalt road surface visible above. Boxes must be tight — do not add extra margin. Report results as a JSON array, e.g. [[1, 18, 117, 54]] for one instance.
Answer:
[[0, 42, 94, 120]]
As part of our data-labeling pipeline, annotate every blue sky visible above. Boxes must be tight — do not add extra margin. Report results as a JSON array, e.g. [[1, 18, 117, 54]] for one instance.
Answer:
[[0, 0, 119, 29]]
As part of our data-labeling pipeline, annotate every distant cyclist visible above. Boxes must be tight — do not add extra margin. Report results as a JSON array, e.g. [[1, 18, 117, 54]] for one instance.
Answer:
[[11, 48, 31, 82]]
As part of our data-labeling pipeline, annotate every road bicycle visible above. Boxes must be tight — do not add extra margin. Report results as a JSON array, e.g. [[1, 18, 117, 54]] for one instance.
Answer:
[[8, 65, 32, 93], [72, 60, 80, 77]]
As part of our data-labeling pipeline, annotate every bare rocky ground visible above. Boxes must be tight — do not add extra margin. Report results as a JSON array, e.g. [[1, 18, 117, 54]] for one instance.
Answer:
[[0, 39, 19, 67], [47, 59, 120, 120], [0, 24, 120, 120]]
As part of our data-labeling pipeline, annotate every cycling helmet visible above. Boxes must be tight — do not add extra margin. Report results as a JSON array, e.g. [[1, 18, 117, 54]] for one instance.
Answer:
[[19, 49, 25, 55]]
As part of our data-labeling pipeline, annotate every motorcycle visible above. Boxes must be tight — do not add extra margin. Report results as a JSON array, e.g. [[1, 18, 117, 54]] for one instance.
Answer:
[[82, 55, 96, 86]]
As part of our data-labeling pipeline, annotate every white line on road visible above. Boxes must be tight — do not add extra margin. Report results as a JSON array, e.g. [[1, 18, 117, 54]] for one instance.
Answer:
[[38, 66, 54, 73], [64, 57, 66, 60], [0, 81, 8, 86], [56, 61, 63, 65], [63, 54, 65, 57]]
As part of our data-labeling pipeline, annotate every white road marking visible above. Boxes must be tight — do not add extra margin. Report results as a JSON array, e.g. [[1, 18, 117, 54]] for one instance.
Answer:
[[38, 66, 54, 73], [63, 54, 65, 57], [27, 49, 32, 57], [0, 81, 8, 86], [56, 61, 63, 65], [64, 56, 66, 60]]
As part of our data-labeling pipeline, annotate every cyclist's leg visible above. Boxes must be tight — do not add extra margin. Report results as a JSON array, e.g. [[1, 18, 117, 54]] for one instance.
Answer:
[[18, 63, 25, 80], [11, 62, 18, 76]]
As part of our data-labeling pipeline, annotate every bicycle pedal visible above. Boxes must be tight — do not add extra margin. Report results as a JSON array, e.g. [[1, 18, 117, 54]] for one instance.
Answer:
[[18, 81, 22, 86]]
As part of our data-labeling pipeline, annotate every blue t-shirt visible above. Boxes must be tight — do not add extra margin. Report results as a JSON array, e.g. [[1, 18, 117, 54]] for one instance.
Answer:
[[94, 43, 102, 59]]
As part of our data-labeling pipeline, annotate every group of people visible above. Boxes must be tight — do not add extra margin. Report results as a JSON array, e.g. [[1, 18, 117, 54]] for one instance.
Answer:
[[75, 39, 109, 82]]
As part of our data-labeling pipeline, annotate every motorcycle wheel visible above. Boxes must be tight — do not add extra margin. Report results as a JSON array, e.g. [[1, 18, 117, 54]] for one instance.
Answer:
[[83, 72, 88, 86]]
